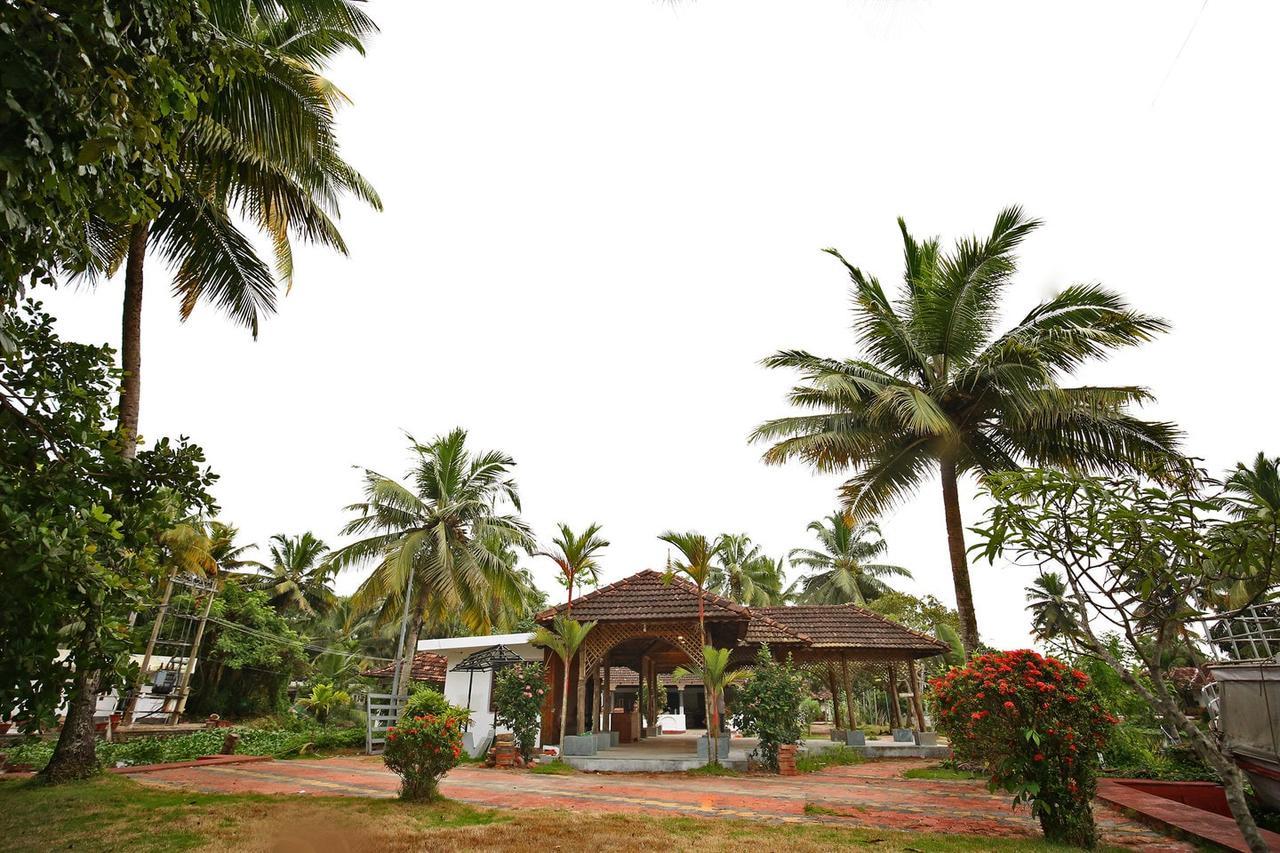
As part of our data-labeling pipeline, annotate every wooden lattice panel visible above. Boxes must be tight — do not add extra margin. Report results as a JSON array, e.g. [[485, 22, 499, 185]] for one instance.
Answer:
[[580, 619, 705, 673]]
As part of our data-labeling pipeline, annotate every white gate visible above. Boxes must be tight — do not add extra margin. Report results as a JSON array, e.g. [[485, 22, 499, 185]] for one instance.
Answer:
[[366, 693, 407, 754]]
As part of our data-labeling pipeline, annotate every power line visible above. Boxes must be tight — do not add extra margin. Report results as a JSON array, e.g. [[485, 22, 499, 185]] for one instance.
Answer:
[[1152, 0, 1211, 107], [173, 612, 398, 663]]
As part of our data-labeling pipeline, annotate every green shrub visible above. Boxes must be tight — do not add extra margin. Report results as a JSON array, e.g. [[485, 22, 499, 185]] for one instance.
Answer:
[[492, 663, 547, 762], [799, 698, 822, 730], [383, 714, 464, 801], [932, 649, 1114, 849], [403, 686, 471, 728], [732, 645, 805, 772]]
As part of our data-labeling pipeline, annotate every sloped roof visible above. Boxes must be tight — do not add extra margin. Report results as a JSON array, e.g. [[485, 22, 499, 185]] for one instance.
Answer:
[[748, 604, 948, 654], [538, 569, 747, 623], [363, 651, 447, 684]]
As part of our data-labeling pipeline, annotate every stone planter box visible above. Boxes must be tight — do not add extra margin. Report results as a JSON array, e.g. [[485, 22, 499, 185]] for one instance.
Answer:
[[562, 734, 597, 756], [913, 731, 938, 747], [697, 734, 730, 761], [844, 730, 866, 746], [829, 728, 848, 742], [594, 731, 613, 750], [609, 731, 620, 747], [892, 728, 914, 742]]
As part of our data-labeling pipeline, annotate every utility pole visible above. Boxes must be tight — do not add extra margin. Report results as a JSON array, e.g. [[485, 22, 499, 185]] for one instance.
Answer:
[[169, 583, 216, 725], [124, 567, 177, 725], [389, 569, 416, 700]]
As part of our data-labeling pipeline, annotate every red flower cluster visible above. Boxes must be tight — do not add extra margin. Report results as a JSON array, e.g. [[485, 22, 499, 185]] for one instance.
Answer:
[[383, 712, 466, 802], [930, 649, 1115, 846]]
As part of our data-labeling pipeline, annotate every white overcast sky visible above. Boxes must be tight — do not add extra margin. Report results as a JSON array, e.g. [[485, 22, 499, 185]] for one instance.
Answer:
[[43, 0, 1280, 650]]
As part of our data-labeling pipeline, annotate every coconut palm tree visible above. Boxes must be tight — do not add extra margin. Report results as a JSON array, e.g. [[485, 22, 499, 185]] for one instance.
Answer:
[[207, 521, 260, 575], [1025, 572, 1077, 648], [256, 532, 335, 618], [331, 429, 535, 694], [672, 646, 751, 766], [788, 514, 910, 606], [86, 0, 381, 455], [710, 534, 784, 606], [659, 531, 722, 647], [752, 207, 1182, 652], [532, 616, 597, 747], [536, 523, 610, 612]]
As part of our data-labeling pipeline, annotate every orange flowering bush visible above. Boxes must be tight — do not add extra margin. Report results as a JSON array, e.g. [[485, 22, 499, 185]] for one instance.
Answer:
[[383, 713, 464, 801], [931, 649, 1115, 848]]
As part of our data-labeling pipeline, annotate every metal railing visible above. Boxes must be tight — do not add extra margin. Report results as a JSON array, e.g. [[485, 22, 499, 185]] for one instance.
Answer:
[[1193, 603, 1280, 663]]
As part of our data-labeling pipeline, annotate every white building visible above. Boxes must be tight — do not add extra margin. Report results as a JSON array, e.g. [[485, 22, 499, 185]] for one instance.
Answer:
[[415, 632, 539, 756]]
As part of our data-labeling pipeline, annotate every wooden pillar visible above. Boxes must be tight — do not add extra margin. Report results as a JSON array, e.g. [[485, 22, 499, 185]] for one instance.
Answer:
[[590, 665, 601, 733], [908, 659, 927, 730], [603, 661, 612, 731], [574, 653, 587, 736], [638, 657, 648, 738], [826, 665, 843, 730], [887, 663, 902, 729], [540, 649, 560, 745], [840, 655, 856, 731], [647, 660, 658, 734]]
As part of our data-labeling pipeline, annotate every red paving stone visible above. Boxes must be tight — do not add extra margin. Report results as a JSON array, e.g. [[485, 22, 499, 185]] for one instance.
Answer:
[[134, 755, 1195, 850]]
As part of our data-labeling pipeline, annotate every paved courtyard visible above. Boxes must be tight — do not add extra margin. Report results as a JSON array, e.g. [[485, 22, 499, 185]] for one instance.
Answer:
[[134, 755, 1193, 850]]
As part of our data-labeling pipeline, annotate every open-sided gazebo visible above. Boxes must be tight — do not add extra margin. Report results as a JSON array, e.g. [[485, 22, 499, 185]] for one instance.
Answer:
[[534, 569, 947, 745]]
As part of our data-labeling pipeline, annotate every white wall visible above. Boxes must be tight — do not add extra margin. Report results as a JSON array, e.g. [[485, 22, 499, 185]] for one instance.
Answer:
[[416, 634, 540, 756]]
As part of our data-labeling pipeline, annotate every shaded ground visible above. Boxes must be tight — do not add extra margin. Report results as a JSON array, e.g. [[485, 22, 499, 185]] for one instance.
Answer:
[[131, 755, 1192, 850]]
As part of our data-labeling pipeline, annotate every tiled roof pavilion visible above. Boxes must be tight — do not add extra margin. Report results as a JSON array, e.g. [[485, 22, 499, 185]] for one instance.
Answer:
[[534, 570, 946, 744], [536, 569, 945, 662]]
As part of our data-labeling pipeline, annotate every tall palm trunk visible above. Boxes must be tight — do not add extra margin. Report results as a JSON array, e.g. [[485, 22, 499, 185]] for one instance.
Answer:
[[558, 653, 570, 746], [939, 454, 979, 654], [119, 221, 149, 459]]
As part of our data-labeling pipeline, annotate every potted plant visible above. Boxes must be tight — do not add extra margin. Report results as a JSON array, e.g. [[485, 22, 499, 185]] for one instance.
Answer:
[[674, 647, 749, 766]]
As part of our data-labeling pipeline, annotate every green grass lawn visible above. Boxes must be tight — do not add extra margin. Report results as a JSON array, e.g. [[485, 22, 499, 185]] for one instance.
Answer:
[[0, 774, 1127, 852]]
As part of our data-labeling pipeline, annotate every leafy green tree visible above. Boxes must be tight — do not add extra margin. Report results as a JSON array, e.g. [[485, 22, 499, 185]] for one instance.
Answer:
[[84, 0, 381, 453], [207, 522, 260, 574], [975, 465, 1280, 852], [732, 645, 804, 771], [0, 303, 215, 781], [752, 208, 1181, 651], [1025, 572, 1079, 650], [299, 682, 351, 725], [672, 647, 750, 767], [1, 0, 236, 303], [187, 579, 307, 718], [256, 532, 336, 618], [788, 514, 910, 605], [659, 531, 721, 647], [711, 534, 785, 606], [332, 429, 535, 694], [535, 523, 610, 612], [532, 616, 596, 745]]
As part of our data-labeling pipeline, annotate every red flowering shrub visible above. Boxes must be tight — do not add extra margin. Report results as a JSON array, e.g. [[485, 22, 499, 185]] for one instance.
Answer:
[[383, 713, 464, 801], [931, 650, 1115, 848]]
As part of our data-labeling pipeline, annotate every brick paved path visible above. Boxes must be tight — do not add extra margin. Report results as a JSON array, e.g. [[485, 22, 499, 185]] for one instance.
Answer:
[[135, 756, 1192, 850]]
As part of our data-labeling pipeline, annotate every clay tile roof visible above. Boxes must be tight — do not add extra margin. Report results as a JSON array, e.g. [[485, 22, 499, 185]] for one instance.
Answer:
[[747, 604, 948, 655], [363, 651, 447, 684], [536, 570, 811, 645], [537, 569, 747, 623]]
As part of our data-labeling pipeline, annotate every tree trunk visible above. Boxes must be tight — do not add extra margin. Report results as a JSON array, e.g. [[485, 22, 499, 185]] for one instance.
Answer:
[[395, 616, 422, 699], [939, 454, 980, 653], [887, 664, 902, 729], [118, 222, 149, 459], [558, 654, 570, 746], [827, 667, 843, 730], [908, 659, 927, 730], [43, 663, 101, 783], [574, 654, 586, 735], [840, 655, 856, 730]]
